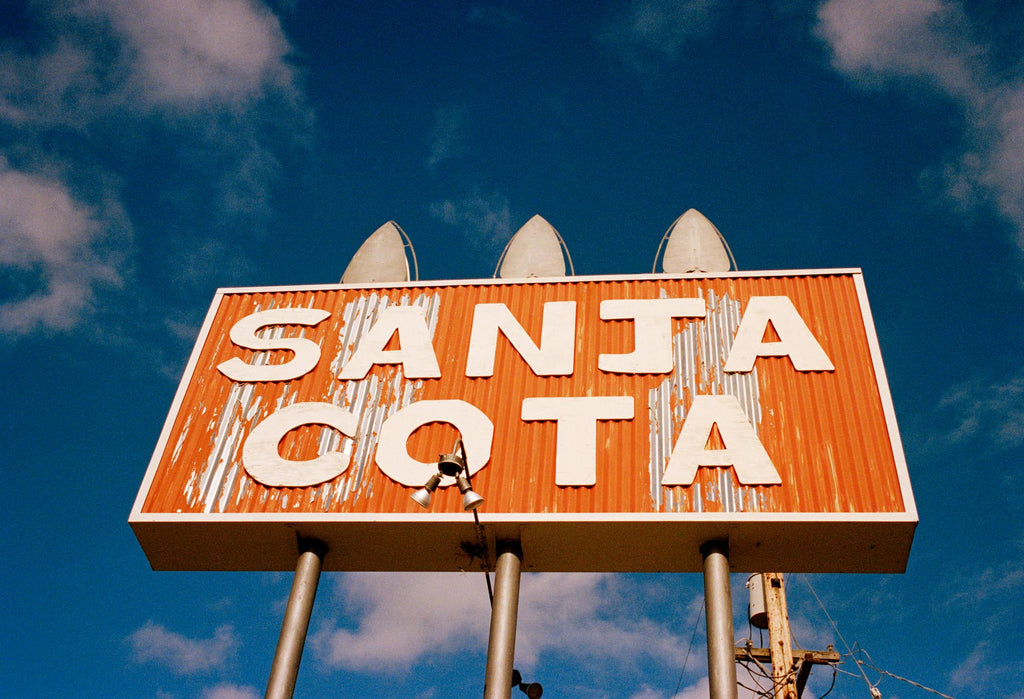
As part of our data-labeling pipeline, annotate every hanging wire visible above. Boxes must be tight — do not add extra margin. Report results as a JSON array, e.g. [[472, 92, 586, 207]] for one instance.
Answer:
[[799, 575, 958, 699], [858, 648, 958, 699], [798, 575, 880, 695], [670, 599, 704, 698], [818, 667, 838, 699], [736, 644, 804, 699]]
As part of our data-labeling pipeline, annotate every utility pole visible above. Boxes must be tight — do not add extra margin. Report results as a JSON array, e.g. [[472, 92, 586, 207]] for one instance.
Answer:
[[763, 573, 798, 699], [736, 573, 840, 698]]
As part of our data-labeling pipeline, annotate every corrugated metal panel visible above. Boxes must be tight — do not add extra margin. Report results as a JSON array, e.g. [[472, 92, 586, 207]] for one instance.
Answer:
[[139, 272, 907, 519]]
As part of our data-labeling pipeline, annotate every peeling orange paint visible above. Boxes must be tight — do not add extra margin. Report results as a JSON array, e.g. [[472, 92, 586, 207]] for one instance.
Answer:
[[138, 272, 909, 518]]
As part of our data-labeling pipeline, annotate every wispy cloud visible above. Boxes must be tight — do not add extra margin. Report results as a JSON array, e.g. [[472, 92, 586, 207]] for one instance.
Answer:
[[934, 367, 1024, 449], [467, 6, 524, 31], [428, 192, 514, 254], [816, 0, 1024, 254], [949, 640, 1024, 697], [597, 0, 724, 72], [0, 0, 309, 339], [312, 573, 693, 677], [129, 622, 238, 675], [427, 105, 469, 171], [947, 561, 1024, 608]]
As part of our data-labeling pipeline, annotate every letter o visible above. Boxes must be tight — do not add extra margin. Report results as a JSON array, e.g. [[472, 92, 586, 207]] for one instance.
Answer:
[[242, 402, 358, 487], [375, 400, 494, 487]]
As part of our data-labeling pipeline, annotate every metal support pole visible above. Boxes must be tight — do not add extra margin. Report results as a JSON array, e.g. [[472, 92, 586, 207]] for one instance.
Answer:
[[265, 537, 326, 699], [483, 541, 522, 699], [701, 539, 738, 699]]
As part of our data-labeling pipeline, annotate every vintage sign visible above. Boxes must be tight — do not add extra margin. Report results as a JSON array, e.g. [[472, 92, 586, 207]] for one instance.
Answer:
[[130, 270, 916, 573]]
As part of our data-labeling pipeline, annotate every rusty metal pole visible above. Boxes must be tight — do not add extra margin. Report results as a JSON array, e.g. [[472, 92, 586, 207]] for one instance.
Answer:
[[483, 541, 522, 699], [702, 539, 738, 699], [265, 537, 326, 699]]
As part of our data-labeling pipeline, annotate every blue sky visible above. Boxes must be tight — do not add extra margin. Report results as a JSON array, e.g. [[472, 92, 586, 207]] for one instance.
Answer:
[[2, 0, 1023, 697]]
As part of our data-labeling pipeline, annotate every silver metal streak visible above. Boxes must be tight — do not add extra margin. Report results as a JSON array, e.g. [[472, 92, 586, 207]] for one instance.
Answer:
[[483, 542, 523, 699], [702, 539, 738, 699], [265, 538, 326, 699]]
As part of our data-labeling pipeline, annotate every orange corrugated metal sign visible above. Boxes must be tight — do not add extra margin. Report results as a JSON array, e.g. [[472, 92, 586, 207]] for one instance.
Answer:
[[131, 270, 916, 573]]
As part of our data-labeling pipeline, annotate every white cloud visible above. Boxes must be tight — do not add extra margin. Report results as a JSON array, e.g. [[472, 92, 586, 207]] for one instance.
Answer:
[[816, 0, 1024, 253], [429, 192, 514, 254], [1, 0, 297, 122], [129, 622, 239, 674], [598, 0, 723, 70], [0, 0, 309, 339], [312, 573, 694, 677], [0, 163, 126, 335], [658, 675, 762, 699], [92, 0, 295, 112], [201, 683, 261, 699], [311, 572, 490, 673], [816, 0, 978, 94], [629, 685, 674, 699], [514, 574, 687, 670], [669, 678, 709, 699]]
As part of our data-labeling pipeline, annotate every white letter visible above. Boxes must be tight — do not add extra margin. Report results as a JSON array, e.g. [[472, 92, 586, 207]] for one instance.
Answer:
[[521, 396, 634, 486], [661, 394, 781, 485], [218, 308, 331, 382], [598, 298, 706, 374], [338, 306, 441, 380], [465, 302, 576, 377], [242, 402, 358, 487], [375, 400, 493, 486], [723, 296, 834, 373]]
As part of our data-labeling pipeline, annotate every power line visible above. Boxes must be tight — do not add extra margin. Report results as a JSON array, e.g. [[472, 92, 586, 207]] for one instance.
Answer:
[[671, 599, 704, 698], [857, 648, 958, 699], [797, 574, 879, 696], [798, 575, 958, 699]]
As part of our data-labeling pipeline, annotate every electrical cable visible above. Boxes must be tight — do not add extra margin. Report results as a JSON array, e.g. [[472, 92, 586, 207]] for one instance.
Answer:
[[873, 668, 957, 699], [798, 574, 880, 695], [857, 648, 958, 699], [817, 667, 838, 699], [736, 677, 772, 698], [670, 599, 704, 698], [799, 575, 958, 699], [737, 646, 803, 698]]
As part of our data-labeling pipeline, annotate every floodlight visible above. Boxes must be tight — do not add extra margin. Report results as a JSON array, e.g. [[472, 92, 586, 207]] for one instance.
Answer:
[[458, 474, 484, 511], [512, 669, 543, 698], [410, 439, 483, 511], [411, 473, 442, 509]]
